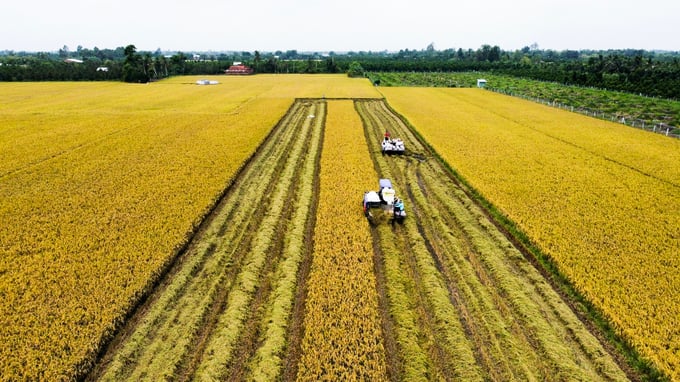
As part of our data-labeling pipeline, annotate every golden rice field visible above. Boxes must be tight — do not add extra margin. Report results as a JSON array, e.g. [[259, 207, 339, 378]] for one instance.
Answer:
[[1, 76, 674, 381], [382, 87, 680, 380], [95, 99, 326, 382], [88, 97, 628, 381], [0, 75, 379, 380]]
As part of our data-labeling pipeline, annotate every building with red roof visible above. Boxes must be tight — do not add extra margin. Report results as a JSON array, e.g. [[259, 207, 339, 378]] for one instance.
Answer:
[[225, 62, 253, 75]]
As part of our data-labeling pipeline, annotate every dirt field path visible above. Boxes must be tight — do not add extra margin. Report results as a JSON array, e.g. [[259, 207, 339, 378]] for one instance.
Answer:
[[356, 99, 631, 381]]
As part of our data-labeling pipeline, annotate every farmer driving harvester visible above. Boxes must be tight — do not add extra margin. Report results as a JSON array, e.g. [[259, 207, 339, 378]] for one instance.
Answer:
[[394, 197, 404, 213], [392, 196, 406, 223], [363, 179, 406, 224]]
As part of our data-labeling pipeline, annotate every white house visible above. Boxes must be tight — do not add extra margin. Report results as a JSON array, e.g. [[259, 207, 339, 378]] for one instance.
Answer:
[[477, 79, 487, 88]]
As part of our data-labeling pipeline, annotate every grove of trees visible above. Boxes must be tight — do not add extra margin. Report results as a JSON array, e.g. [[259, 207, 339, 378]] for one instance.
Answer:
[[2, 44, 679, 99]]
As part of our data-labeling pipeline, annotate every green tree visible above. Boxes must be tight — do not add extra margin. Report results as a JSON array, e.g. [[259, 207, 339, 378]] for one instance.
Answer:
[[326, 57, 339, 73], [305, 58, 317, 73], [170, 52, 187, 75], [122, 44, 149, 83], [347, 61, 365, 77], [264, 56, 277, 73], [143, 53, 155, 79], [254, 50, 261, 73]]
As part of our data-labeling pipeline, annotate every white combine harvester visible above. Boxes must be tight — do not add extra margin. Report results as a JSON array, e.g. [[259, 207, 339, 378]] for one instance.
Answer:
[[381, 130, 405, 155], [381, 136, 405, 155], [363, 178, 406, 224]]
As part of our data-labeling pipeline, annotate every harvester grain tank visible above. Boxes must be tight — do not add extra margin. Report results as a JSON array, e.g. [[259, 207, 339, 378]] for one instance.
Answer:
[[363, 178, 406, 224]]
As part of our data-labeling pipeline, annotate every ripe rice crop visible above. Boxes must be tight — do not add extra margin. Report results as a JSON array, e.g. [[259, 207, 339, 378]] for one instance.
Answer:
[[5, 75, 663, 380], [296, 100, 388, 380], [0, 75, 377, 380], [162, 74, 382, 99], [381, 87, 680, 380]]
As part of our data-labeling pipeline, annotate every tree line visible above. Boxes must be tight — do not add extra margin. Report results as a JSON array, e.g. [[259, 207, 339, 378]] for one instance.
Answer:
[[2, 44, 679, 99]]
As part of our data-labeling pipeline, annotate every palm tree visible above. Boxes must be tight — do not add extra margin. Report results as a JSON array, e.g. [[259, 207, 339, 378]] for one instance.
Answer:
[[160, 55, 168, 77], [143, 53, 154, 79]]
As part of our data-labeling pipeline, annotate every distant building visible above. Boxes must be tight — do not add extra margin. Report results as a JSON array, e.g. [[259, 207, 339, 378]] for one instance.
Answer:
[[477, 79, 487, 88], [96, 66, 109, 72], [225, 63, 253, 75], [64, 58, 84, 64], [196, 79, 220, 85]]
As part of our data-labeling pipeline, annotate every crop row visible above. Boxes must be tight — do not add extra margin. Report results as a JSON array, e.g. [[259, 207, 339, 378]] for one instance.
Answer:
[[0, 76, 380, 380], [295, 100, 389, 380], [0, 82, 288, 380], [358, 100, 482, 380], [381, 87, 679, 380]]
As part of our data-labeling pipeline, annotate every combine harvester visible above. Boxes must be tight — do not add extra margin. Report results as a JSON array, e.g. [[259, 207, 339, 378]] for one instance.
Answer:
[[381, 131, 405, 155], [363, 178, 406, 224]]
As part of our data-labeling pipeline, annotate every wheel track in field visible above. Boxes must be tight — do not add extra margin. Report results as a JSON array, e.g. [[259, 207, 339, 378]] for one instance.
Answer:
[[220, 111, 313, 379], [217, 159, 297, 380], [178, 106, 305, 381], [359, 101, 450, 378], [88, 100, 324, 381], [360, 101, 481, 380], [356, 99, 630, 381]]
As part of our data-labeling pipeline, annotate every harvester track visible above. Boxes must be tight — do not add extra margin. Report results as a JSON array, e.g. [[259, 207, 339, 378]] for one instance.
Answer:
[[356, 99, 631, 381], [88, 99, 324, 381]]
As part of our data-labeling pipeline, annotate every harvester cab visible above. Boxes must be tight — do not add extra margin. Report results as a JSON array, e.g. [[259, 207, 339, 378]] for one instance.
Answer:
[[393, 197, 406, 223]]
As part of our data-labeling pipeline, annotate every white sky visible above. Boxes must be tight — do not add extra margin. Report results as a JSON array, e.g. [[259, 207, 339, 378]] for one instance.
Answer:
[[2, 0, 678, 53]]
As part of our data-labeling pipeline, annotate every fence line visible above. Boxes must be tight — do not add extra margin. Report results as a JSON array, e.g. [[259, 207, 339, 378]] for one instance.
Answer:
[[488, 87, 680, 139]]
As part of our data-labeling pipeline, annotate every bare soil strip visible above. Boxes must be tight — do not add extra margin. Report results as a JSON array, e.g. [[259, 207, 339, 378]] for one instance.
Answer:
[[356, 99, 629, 381]]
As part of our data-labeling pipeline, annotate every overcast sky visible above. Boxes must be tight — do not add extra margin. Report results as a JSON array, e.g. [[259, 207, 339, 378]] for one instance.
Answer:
[[2, 0, 678, 53]]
